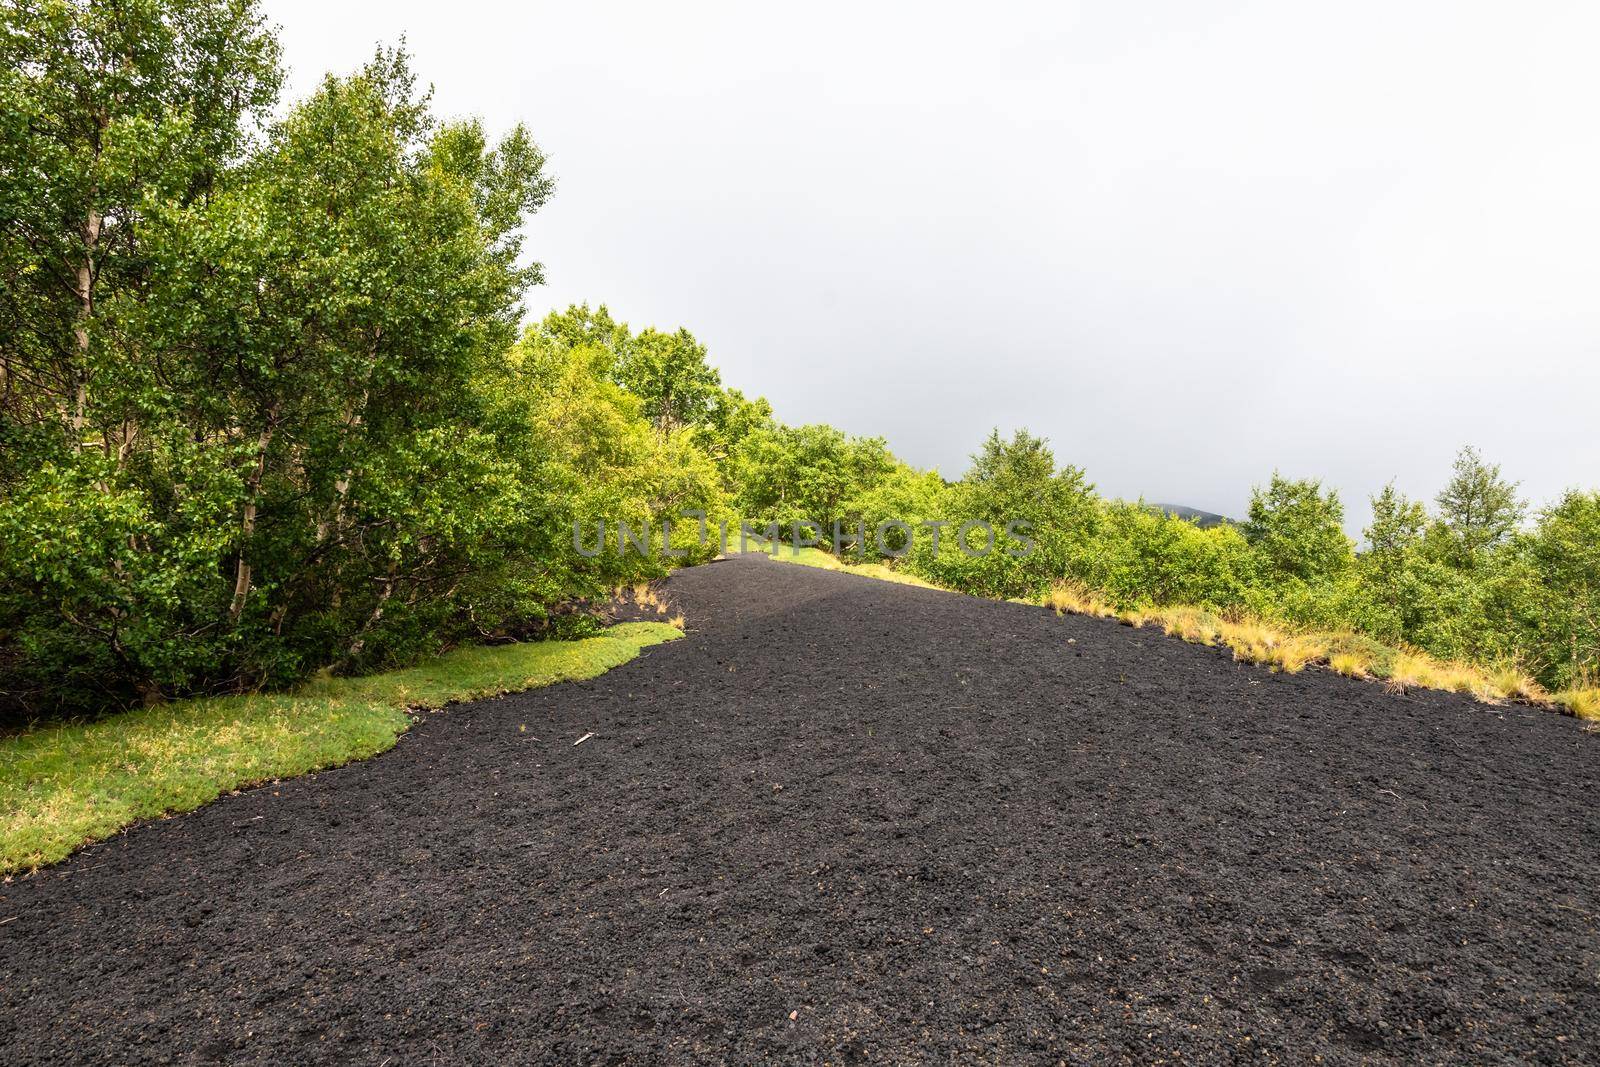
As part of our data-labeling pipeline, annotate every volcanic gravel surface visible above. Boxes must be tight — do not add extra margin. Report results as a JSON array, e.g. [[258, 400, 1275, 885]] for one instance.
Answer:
[[3, 555, 1598, 1064]]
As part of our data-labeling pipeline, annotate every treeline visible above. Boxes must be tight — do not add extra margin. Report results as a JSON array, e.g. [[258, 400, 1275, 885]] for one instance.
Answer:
[[713, 401, 1597, 693], [0, 4, 746, 717]]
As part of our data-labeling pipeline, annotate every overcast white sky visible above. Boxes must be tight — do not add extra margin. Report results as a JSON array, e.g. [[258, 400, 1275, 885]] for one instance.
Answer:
[[263, 0, 1599, 529]]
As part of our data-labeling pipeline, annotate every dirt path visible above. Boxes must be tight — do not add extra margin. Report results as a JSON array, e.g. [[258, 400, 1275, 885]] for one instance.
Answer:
[[3, 556, 1597, 1063]]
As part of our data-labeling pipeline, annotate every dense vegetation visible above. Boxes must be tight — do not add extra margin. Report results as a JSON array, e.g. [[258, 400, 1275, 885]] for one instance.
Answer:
[[743, 417, 1596, 700], [867, 437, 1598, 699], [0, 3, 730, 719], [2, 1, 1594, 725]]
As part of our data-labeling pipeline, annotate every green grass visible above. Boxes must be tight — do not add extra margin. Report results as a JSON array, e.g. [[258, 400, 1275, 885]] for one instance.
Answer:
[[742, 536, 942, 590], [0, 622, 681, 874]]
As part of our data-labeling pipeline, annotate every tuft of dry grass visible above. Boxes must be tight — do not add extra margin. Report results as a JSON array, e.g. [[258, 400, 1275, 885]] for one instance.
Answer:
[[1555, 688, 1600, 720], [1047, 587, 1559, 704], [1220, 623, 1326, 674], [1329, 651, 1372, 678], [1156, 607, 1225, 646], [1382, 652, 1546, 703], [1044, 581, 1120, 619], [1487, 666, 1545, 703], [1388, 652, 1443, 692]]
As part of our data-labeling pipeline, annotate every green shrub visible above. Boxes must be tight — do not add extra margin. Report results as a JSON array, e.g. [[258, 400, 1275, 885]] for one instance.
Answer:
[[1075, 502, 1256, 611], [904, 430, 1097, 600]]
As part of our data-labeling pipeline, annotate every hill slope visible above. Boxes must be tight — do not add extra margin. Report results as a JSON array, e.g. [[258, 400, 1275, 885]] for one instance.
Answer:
[[1149, 501, 1236, 527]]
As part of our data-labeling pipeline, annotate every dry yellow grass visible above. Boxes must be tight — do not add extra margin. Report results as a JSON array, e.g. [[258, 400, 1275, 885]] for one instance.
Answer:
[[1328, 651, 1371, 678], [1369, 650, 1549, 703], [1555, 688, 1600, 720], [1047, 591, 1556, 707], [1044, 581, 1119, 619], [1223, 623, 1325, 673], [1487, 666, 1544, 703], [1388, 651, 1444, 690]]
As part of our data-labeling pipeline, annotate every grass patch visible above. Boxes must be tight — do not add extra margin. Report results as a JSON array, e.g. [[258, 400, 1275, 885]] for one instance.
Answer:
[[1555, 688, 1600, 721], [747, 537, 942, 590], [0, 622, 681, 874], [1044, 581, 1121, 619], [1031, 582, 1566, 714], [1098, 605, 1547, 703]]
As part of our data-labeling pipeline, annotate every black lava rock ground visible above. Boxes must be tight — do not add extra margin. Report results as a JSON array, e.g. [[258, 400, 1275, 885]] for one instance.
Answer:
[[3, 556, 1597, 1064]]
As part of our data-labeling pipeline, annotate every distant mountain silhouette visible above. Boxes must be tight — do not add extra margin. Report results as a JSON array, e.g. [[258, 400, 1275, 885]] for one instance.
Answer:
[[1149, 503, 1236, 529]]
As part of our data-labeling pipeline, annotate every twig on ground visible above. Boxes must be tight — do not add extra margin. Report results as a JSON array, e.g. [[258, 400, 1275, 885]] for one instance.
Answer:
[[1375, 788, 1424, 809]]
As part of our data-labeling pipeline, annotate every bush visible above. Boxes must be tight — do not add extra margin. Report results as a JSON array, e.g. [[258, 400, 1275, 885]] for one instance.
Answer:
[[1075, 502, 1256, 611], [904, 430, 1097, 600], [847, 467, 951, 559], [734, 424, 896, 536]]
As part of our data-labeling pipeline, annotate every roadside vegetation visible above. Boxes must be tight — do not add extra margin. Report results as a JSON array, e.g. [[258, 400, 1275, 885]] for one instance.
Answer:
[[767, 540, 1598, 719], [0, 621, 680, 873], [751, 439, 1599, 720]]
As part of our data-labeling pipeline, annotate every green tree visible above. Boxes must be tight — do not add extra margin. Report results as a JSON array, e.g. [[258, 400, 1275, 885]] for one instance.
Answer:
[[1523, 491, 1600, 688], [531, 304, 632, 370], [1349, 483, 1433, 643], [847, 466, 950, 557], [468, 330, 725, 633], [734, 423, 895, 534], [1242, 474, 1352, 584], [1364, 482, 1428, 559], [1, 0, 283, 709], [702, 387, 774, 470], [1432, 446, 1524, 566], [1080, 502, 1255, 610], [910, 429, 1097, 599], [157, 47, 552, 677], [532, 306, 748, 442], [615, 327, 722, 432], [0, 0, 282, 442], [0, 38, 556, 711], [963, 430, 1059, 513]]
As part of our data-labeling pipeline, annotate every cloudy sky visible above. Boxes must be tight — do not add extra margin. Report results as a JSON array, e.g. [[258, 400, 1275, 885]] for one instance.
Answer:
[[263, 0, 1599, 530]]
